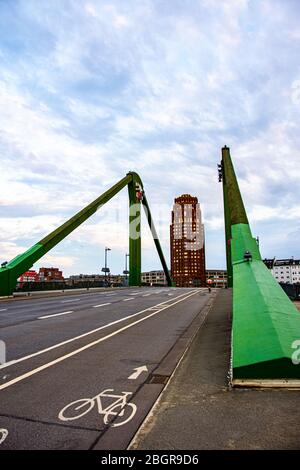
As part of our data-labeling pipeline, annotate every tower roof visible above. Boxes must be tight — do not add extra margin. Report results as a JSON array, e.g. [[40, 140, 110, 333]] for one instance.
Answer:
[[174, 194, 198, 204]]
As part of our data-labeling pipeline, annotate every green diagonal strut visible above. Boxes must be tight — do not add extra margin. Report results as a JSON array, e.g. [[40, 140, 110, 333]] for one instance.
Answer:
[[221, 146, 300, 385], [0, 172, 172, 296]]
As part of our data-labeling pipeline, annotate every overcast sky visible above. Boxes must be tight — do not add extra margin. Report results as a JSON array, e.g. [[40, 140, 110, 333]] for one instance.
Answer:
[[1, 0, 300, 276]]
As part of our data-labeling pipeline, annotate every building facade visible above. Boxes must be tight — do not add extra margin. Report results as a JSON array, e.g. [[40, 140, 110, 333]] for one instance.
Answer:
[[264, 258, 300, 284], [38, 267, 64, 282], [141, 270, 167, 286], [170, 194, 206, 287], [18, 268, 64, 283], [18, 270, 39, 284], [67, 274, 125, 286], [206, 269, 227, 288]]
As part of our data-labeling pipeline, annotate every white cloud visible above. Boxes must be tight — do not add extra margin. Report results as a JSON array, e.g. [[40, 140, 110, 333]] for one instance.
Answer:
[[34, 253, 77, 270], [0, 216, 63, 242], [0, 242, 28, 262], [0, 242, 76, 275]]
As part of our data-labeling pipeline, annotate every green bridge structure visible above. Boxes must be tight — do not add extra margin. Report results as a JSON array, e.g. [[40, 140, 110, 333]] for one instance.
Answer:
[[221, 146, 300, 386], [0, 171, 172, 296], [1, 147, 300, 385]]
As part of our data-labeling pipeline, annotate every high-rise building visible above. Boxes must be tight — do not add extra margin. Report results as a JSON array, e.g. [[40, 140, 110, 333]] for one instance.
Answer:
[[170, 194, 206, 287]]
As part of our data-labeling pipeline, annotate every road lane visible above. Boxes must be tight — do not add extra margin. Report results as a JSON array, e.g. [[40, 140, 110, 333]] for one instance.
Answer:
[[0, 287, 172, 329], [0, 289, 203, 363], [0, 290, 199, 391], [0, 288, 215, 449], [0, 287, 150, 309]]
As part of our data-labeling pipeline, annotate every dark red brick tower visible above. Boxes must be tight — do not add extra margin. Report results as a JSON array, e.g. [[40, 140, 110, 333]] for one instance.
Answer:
[[170, 194, 206, 287]]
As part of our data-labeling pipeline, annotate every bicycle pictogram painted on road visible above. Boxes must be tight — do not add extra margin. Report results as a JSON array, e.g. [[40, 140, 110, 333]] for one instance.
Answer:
[[0, 429, 8, 445], [58, 389, 137, 427]]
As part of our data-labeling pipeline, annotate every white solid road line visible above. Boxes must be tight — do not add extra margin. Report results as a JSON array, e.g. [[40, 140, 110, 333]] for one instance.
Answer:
[[38, 311, 74, 320], [0, 309, 7, 312], [0, 290, 197, 371], [61, 299, 81, 303], [142, 294, 151, 297], [93, 303, 111, 308], [123, 298, 134, 302], [106, 293, 116, 296], [0, 290, 198, 390]]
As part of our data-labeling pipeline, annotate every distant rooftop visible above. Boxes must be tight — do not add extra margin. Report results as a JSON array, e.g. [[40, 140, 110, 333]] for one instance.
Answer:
[[263, 258, 300, 268]]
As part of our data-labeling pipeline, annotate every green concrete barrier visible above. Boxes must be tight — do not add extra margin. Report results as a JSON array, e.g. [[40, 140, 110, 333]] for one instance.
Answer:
[[221, 147, 300, 386]]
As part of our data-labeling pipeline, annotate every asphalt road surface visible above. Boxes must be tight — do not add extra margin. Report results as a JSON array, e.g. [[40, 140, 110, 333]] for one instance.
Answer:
[[0, 287, 213, 450]]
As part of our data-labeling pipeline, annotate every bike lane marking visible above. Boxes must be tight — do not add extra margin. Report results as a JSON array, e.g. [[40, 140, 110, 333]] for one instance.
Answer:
[[58, 389, 137, 428], [128, 366, 148, 380], [0, 290, 197, 371], [0, 290, 199, 391], [38, 311, 74, 320], [0, 428, 8, 445]]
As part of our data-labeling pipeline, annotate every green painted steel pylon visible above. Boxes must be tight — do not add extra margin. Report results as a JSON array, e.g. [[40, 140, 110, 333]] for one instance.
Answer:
[[221, 146, 300, 385], [221, 145, 248, 287], [128, 172, 142, 286], [0, 172, 172, 296]]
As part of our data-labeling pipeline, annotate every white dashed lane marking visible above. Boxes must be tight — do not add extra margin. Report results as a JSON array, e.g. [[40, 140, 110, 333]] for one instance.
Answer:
[[38, 311, 74, 320], [93, 303, 111, 308]]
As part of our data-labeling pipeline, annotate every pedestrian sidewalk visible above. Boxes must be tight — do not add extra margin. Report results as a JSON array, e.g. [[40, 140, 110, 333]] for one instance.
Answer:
[[129, 289, 300, 450]]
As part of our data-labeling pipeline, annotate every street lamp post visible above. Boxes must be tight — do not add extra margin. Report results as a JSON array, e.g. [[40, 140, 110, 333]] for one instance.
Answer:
[[102, 247, 111, 287], [123, 253, 129, 286]]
